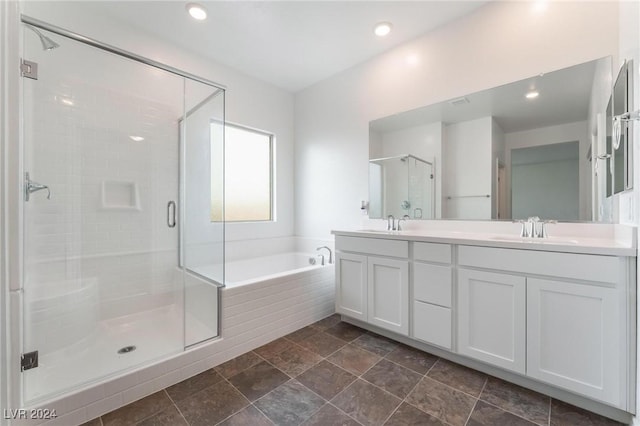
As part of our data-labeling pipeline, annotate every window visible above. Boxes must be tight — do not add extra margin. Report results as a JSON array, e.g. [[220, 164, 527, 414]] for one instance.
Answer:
[[210, 123, 273, 222]]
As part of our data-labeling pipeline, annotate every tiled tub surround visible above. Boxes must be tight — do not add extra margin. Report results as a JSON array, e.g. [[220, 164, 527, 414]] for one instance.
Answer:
[[79, 317, 624, 426], [13, 263, 335, 426], [332, 225, 636, 424]]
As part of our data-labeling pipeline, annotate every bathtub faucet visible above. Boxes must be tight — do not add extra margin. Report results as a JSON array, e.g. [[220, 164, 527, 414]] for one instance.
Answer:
[[316, 246, 333, 264]]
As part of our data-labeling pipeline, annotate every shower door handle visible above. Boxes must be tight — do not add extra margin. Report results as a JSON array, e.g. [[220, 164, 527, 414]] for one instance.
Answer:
[[167, 201, 176, 228]]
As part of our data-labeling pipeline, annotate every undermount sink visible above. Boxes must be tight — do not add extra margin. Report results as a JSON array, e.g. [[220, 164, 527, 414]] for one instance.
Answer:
[[489, 235, 579, 245]]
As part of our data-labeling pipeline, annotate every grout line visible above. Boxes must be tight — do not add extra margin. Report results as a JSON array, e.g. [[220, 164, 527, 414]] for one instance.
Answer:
[[463, 377, 487, 426], [386, 360, 434, 425], [476, 399, 545, 426], [130, 392, 175, 426], [163, 389, 190, 426], [216, 350, 265, 379], [547, 398, 552, 426], [210, 374, 253, 425], [463, 398, 480, 426], [248, 403, 276, 425], [380, 397, 403, 424], [327, 401, 366, 426]]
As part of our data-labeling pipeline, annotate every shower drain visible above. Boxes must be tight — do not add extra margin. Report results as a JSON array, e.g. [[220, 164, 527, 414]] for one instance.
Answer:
[[117, 345, 137, 354]]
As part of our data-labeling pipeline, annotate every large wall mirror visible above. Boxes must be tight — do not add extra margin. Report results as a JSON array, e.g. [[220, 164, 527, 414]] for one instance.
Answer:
[[369, 56, 624, 222]]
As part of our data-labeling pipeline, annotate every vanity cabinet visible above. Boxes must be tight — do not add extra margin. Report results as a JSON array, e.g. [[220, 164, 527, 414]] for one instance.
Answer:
[[458, 245, 629, 407], [457, 269, 526, 373], [333, 231, 634, 412], [335, 236, 409, 335]]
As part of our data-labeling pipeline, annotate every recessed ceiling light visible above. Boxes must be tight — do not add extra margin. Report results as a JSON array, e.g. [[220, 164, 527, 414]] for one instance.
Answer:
[[129, 136, 145, 142], [525, 91, 539, 99], [58, 97, 74, 106], [374, 22, 392, 37], [186, 3, 207, 21]]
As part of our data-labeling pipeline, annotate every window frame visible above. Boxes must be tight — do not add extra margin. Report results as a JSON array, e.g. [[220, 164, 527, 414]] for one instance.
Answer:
[[211, 121, 275, 223]]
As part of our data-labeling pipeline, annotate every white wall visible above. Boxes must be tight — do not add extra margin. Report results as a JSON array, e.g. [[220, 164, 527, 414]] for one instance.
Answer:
[[21, 1, 296, 243], [504, 121, 590, 220], [295, 1, 619, 238], [619, 1, 640, 425], [443, 117, 492, 219]]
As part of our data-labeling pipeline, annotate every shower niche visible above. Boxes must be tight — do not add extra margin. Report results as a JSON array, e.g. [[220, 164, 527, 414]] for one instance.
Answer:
[[368, 154, 435, 220]]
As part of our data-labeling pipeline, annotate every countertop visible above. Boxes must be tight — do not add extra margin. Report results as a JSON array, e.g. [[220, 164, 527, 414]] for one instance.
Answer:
[[332, 228, 637, 257]]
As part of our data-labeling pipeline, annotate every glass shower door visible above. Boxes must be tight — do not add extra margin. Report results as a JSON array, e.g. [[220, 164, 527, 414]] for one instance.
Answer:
[[21, 24, 186, 403], [181, 79, 225, 347]]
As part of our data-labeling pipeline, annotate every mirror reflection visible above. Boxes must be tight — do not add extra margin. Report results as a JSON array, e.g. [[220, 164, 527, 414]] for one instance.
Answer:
[[369, 154, 435, 220], [369, 57, 613, 222]]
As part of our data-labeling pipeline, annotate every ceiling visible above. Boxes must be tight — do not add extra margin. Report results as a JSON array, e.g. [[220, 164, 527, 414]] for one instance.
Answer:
[[370, 58, 601, 134], [68, 1, 487, 92]]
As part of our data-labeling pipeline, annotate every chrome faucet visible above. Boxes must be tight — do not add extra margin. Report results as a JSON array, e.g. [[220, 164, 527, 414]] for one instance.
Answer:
[[387, 215, 396, 231], [397, 214, 410, 231], [316, 246, 333, 264], [527, 216, 540, 238], [538, 220, 557, 238], [514, 216, 555, 238]]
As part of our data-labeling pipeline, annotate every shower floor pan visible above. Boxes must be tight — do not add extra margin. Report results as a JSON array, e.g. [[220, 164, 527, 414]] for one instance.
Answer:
[[23, 304, 211, 403]]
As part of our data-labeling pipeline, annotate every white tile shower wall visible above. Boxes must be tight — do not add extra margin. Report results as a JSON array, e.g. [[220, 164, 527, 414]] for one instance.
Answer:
[[17, 266, 335, 426], [22, 49, 182, 332]]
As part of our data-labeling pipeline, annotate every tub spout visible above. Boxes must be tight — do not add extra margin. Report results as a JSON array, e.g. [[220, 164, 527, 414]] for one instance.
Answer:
[[316, 246, 333, 264]]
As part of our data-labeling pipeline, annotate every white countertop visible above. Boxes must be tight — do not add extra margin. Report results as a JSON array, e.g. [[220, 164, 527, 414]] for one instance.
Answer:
[[332, 228, 637, 257]]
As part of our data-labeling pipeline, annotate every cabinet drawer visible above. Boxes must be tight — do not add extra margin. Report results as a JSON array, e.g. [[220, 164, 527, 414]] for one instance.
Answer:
[[413, 263, 452, 307], [458, 245, 624, 284], [413, 242, 451, 264], [336, 236, 409, 258], [413, 301, 451, 349]]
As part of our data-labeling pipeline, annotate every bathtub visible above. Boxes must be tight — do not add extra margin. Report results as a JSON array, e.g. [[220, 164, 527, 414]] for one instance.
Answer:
[[191, 252, 327, 288]]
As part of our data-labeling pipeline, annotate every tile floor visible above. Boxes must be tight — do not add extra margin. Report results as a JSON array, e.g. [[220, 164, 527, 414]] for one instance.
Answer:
[[83, 315, 624, 426]]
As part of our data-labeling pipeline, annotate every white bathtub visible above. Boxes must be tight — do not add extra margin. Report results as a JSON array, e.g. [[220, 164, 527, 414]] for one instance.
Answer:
[[191, 252, 326, 288]]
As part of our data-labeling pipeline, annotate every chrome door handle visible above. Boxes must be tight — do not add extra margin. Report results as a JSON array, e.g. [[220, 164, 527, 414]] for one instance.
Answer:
[[167, 201, 176, 228]]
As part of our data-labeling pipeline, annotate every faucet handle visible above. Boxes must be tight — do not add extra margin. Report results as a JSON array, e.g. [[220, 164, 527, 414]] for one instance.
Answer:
[[539, 220, 557, 238], [397, 215, 410, 231], [513, 219, 529, 237]]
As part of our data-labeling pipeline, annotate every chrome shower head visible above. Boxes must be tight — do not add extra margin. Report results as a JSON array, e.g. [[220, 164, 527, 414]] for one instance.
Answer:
[[25, 24, 60, 51]]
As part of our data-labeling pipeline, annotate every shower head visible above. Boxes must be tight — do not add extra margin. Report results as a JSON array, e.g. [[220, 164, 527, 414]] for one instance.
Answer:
[[25, 24, 60, 51]]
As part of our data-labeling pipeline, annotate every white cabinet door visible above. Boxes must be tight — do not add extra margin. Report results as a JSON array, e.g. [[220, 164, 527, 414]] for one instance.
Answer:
[[367, 257, 409, 335], [458, 269, 526, 374], [527, 278, 623, 407], [335, 252, 367, 321]]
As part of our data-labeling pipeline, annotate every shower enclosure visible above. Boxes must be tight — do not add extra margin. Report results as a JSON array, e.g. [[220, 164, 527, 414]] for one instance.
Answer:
[[18, 17, 225, 404], [369, 154, 435, 219]]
